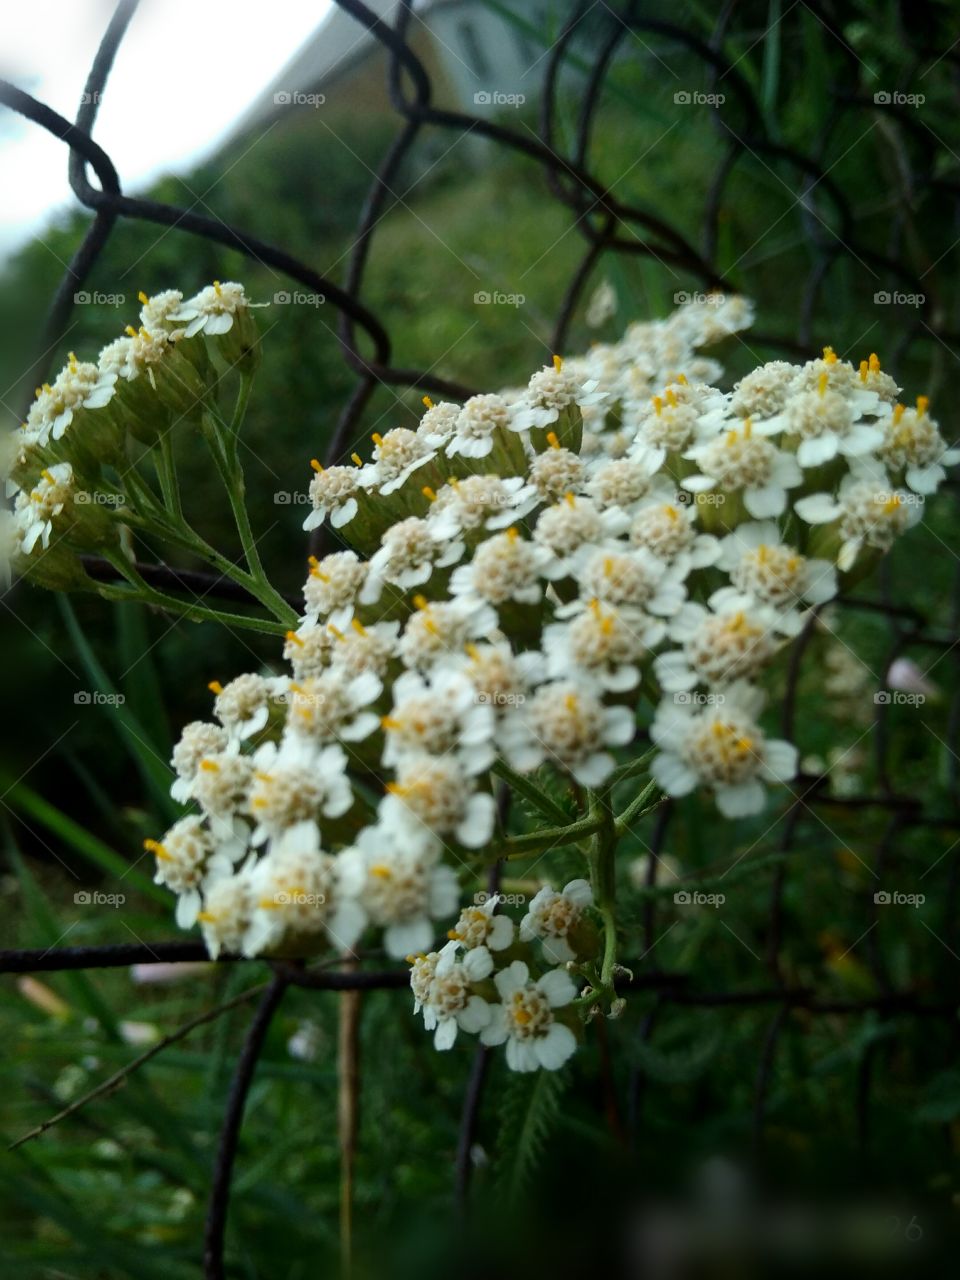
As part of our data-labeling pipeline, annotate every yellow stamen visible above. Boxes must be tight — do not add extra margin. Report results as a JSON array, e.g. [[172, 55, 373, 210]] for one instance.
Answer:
[[138, 290, 149, 305], [506, 526, 519, 541], [370, 863, 393, 879], [422, 485, 437, 501], [818, 372, 829, 397], [564, 491, 576, 506], [413, 594, 430, 610], [371, 432, 383, 447], [546, 431, 561, 449], [868, 353, 881, 373], [859, 360, 868, 382], [422, 395, 434, 409], [285, 630, 304, 647], [199, 759, 220, 772], [197, 911, 216, 923], [916, 395, 929, 417], [822, 346, 837, 364], [309, 458, 323, 473], [351, 618, 368, 636], [892, 404, 905, 424], [208, 680, 223, 695], [552, 354, 563, 372], [381, 716, 402, 730], [327, 624, 344, 640]]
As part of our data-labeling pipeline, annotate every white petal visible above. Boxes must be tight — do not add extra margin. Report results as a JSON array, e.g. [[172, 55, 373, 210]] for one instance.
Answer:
[[534, 1023, 577, 1070]]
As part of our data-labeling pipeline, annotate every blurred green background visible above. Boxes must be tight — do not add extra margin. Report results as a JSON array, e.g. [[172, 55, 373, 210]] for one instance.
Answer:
[[2, 1, 960, 1274]]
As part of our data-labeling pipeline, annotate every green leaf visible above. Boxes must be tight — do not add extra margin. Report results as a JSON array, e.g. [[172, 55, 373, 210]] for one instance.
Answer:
[[495, 1066, 569, 1201]]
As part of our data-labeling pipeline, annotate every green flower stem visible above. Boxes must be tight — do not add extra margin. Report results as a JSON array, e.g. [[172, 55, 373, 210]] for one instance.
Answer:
[[587, 787, 618, 990], [156, 430, 182, 520], [491, 760, 571, 826], [497, 812, 608, 860], [614, 776, 665, 836], [100, 550, 287, 636], [608, 746, 656, 788], [199, 381, 298, 627]]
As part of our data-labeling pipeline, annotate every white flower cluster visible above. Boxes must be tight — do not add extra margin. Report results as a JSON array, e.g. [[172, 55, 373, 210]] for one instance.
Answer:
[[145, 293, 954, 1071], [2, 283, 263, 586]]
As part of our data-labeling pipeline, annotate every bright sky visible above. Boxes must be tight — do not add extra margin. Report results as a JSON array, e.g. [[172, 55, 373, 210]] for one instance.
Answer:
[[0, 0, 330, 260]]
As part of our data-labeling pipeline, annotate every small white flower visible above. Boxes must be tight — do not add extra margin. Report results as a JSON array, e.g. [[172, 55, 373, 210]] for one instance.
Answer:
[[683, 420, 802, 518], [248, 738, 353, 844], [303, 460, 361, 531], [480, 960, 579, 1072], [450, 527, 554, 607], [446, 393, 512, 460], [148, 816, 240, 929], [533, 493, 629, 579], [878, 399, 960, 495], [650, 680, 797, 817], [381, 759, 497, 850], [302, 550, 368, 628], [410, 941, 493, 1049], [427, 474, 538, 540], [16, 463, 75, 554], [365, 516, 463, 595], [630, 497, 720, 572], [794, 459, 920, 571], [169, 280, 261, 337], [284, 668, 382, 744], [520, 879, 593, 964], [338, 826, 460, 958], [210, 672, 286, 741], [654, 599, 783, 692], [243, 821, 365, 957], [500, 680, 634, 786], [447, 896, 515, 951], [382, 668, 495, 774], [170, 720, 230, 803], [357, 428, 435, 496], [715, 521, 837, 612]]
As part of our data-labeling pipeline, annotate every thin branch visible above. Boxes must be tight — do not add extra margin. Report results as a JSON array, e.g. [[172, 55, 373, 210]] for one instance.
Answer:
[[9, 981, 268, 1152]]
